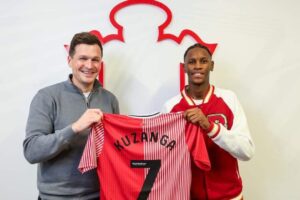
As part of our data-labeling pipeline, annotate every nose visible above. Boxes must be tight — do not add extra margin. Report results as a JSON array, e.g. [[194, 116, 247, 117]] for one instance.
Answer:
[[85, 59, 93, 68], [194, 61, 202, 69]]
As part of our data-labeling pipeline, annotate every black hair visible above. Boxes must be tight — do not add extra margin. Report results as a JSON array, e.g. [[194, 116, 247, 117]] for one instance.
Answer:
[[183, 43, 212, 61]]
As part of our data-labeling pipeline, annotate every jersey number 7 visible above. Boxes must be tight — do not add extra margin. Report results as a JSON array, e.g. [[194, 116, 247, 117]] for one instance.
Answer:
[[131, 160, 161, 200]]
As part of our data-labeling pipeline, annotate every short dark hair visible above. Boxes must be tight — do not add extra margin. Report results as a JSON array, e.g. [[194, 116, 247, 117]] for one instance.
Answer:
[[183, 43, 212, 61], [69, 32, 103, 57]]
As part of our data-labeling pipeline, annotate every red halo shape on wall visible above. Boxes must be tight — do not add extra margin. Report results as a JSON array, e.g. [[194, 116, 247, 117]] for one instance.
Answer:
[[90, 0, 217, 54], [64, 0, 218, 90], [90, 0, 218, 90]]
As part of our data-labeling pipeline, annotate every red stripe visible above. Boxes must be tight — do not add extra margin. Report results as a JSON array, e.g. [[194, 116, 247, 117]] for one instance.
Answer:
[[98, 62, 104, 86], [179, 63, 185, 91]]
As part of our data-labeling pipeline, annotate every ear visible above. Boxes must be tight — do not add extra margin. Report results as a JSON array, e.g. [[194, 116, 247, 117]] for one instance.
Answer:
[[210, 61, 214, 71], [67, 56, 72, 66], [183, 62, 188, 73]]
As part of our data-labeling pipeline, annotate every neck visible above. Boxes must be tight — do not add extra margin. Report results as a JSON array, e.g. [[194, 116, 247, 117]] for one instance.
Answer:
[[80, 86, 93, 93], [187, 83, 210, 100], [71, 78, 94, 93]]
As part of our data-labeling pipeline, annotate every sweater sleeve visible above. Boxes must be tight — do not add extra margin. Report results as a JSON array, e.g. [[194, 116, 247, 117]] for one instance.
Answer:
[[23, 90, 75, 164], [112, 95, 120, 114], [206, 92, 255, 161]]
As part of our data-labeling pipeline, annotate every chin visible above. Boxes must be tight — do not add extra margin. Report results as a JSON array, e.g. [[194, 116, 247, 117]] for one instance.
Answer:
[[83, 75, 97, 80], [191, 79, 205, 85], [81, 78, 95, 85]]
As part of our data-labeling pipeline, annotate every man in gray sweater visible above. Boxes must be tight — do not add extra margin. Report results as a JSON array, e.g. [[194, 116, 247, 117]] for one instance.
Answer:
[[23, 32, 119, 200]]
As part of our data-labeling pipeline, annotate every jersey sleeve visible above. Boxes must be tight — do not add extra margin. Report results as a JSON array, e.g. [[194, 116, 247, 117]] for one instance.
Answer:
[[185, 123, 211, 171], [78, 122, 104, 173]]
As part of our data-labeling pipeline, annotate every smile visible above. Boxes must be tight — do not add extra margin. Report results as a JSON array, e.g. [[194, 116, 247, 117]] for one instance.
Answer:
[[80, 69, 97, 75], [191, 72, 204, 77]]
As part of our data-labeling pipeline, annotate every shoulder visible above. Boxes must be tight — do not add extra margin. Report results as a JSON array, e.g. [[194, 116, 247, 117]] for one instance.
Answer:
[[213, 86, 240, 109], [99, 87, 118, 101], [36, 81, 66, 97], [214, 87, 237, 98], [96, 87, 119, 113], [161, 93, 182, 113], [92, 80, 118, 101], [29, 81, 66, 109], [31, 81, 68, 106]]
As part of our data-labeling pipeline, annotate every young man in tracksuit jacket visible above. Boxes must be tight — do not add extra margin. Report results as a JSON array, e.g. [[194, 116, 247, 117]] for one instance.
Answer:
[[161, 43, 255, 200], [23, 32, 119, 200]]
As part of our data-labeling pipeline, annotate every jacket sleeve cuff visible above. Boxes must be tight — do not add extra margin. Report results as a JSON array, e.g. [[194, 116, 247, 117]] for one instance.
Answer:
[[206, 123, 220, 139]]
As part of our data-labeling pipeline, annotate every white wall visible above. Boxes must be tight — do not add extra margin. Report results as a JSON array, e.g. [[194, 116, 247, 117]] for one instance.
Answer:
[[0, 0, 299, 199]]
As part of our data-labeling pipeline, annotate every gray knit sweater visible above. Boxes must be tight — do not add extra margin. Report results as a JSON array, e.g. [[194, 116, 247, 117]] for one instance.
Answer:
[[23, 76, 119, 200]]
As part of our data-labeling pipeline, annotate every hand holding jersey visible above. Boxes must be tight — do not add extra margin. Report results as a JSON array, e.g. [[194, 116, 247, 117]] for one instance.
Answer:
[[184, 107, 211, 131], [72, 109, 103, 133]]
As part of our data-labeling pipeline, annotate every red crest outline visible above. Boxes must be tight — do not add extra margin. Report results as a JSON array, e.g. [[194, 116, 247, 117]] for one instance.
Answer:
[[66, 0, 218, 90]]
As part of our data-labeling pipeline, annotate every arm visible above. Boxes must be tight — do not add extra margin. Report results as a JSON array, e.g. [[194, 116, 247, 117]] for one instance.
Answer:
[[112, 96, 120, 114], [208, 97, 255, 161], [23, 90, 74, 164], [23, 90, 103, 164], [184, 96, 255, 161]]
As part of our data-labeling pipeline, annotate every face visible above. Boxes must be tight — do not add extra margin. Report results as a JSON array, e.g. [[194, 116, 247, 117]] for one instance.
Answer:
[[184, 47, 214, 86], [68, 44, 102, 92]]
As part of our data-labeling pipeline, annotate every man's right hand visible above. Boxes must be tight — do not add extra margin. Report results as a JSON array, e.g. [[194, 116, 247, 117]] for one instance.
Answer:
[[71, 109, 103, 133], [184, 107, 211, 131]]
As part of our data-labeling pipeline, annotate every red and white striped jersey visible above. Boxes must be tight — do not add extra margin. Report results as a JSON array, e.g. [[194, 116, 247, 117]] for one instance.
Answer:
[[79, 112, 210, 200]]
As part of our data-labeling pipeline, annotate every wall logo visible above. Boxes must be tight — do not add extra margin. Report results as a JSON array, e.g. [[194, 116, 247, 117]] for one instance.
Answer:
[[66, 0, 217, 90]]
